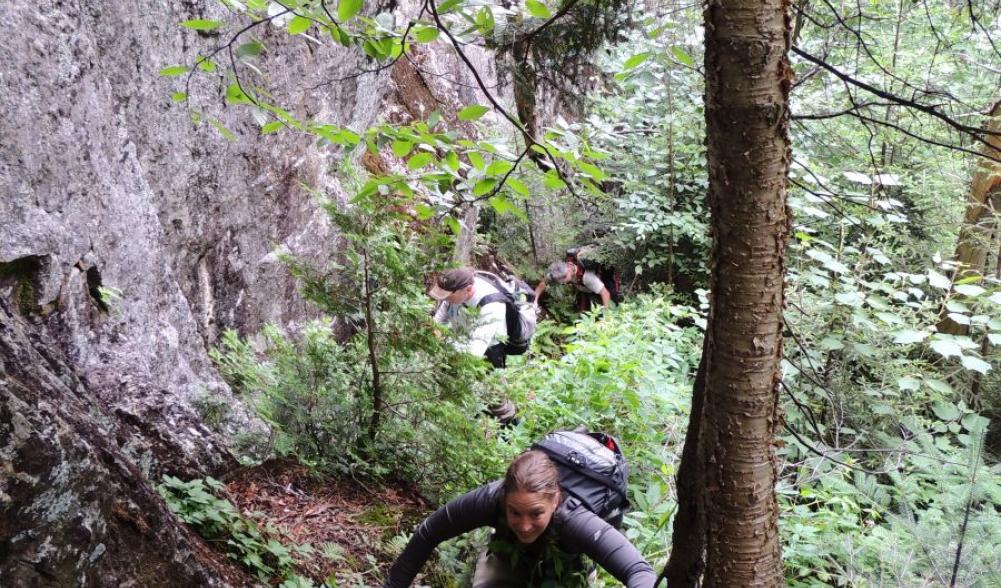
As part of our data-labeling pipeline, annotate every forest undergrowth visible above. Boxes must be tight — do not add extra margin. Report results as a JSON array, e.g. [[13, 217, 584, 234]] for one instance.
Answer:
[[172, 287, 1000, 587]]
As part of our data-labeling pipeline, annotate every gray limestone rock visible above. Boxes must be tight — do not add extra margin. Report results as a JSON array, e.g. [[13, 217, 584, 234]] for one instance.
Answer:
[[0, 0, 509, 583]]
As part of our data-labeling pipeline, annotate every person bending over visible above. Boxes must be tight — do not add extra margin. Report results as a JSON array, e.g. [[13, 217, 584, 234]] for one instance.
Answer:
[[429, 267, 509, 368], [383, 451, 655, 587]]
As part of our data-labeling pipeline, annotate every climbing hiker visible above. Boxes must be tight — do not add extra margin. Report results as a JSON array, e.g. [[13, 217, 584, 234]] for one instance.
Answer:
[[534, 246, 622, 312], [429, 267, 537, 369], [383, 437, 655, 588]]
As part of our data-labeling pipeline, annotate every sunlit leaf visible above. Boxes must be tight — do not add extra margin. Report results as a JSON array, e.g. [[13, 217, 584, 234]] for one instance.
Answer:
[[413, 24, 440, 43], [391, 140, 414, 158], [338, 0, 363, 21], [507, 177, 530, 197], [672, 46, 694, 66], [525, 0, 552, 19], [954, 284, 985, 297], [181, 19, 223, 31], [929, 339, 962, 358], [407, 152, 434, 169], [926, 270, 951, 289], [622, 53, 650, 71], [287, 16, 311, 35], [960, 355, 991, 374], [892, 330, 928, 344], [458, 104, 490, 121], [158, 65, 188, 77]]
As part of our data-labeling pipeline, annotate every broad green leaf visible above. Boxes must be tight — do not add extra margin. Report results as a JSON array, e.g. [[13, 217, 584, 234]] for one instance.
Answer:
[[896, 376, 920, 391], [338, 0, 363, 21], [226, 83, 252, 105], [476, 6, 495, 34], [818, 337, 844, 350], [960, 355, 991, 374], [834, 291, 863, 307], [578, 161, 607, 181], [413, 24, 440, 43], [468, 151, 485, 170], [872, 404, 895, 415], [525, 0, 552, 19], [171, 91, 188, 102], [458, 104, 490, 121], [415, 204, 435, 220], [260, 121, 283, 134], [330, 26, 351, 46], [926, 270, 951, 289], [196, 57, 217, 73], [181, 19, 223, 31], [437, 0, 462, 13], [444, 215, 462, 235], [236, 41, 264, 58], [929, 339, 962, 358], [407, 152, 434, 170], [892, 330, 928, 344], [946, 312, 970, 325], [507, 177, 530, 197], [954, 284, 985, 297], [391, 140, 414, 158], [672, 46, 694, 66], [931, 402, 960, 421], [443, 150, 460, 171], [489, 195, 523, 217], [946, 300, 970, 313], [486, 159, 514, 176], [287, 16, 311, 35], [622, 53, 650, 71], [961, 413, 990, 433], [924, 378, 953, 394], [543, 171, 566, 190], [158, 65, 188, 77], [473, 178, 497, 196]]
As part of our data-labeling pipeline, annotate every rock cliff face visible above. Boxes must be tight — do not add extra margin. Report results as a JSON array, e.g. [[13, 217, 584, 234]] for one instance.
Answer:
[[0, 0, 499, 584]]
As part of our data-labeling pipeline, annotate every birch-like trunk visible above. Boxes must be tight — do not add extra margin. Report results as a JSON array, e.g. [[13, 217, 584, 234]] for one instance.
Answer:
[[700, 0, 791, 585]]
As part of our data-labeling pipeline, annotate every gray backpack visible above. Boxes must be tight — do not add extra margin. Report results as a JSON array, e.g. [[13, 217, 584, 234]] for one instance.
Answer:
[[532, 430, 630, 528], [474, 271, 538, 355]]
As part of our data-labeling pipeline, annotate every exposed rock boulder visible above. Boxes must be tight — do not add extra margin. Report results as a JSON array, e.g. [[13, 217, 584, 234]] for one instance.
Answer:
[[0, 0, 507, 583], [0, 300, 255, 586]]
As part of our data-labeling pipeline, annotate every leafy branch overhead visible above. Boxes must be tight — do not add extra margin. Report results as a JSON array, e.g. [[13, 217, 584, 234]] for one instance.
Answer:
[[160, 0, 630, 232]]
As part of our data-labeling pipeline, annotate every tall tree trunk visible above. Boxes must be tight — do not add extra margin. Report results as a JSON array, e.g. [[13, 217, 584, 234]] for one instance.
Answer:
[[663, 332, 708, 587], [939, 101, 1001, 336], [700, 0, 791, 585]]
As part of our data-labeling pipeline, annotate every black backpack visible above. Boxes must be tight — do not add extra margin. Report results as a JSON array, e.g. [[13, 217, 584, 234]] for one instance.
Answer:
[[532, 430, 630, 528], [474, 271, 538, 355]]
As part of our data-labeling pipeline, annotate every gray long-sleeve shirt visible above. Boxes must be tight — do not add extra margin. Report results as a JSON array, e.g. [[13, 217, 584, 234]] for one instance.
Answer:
[[384, 481, 656, 588]]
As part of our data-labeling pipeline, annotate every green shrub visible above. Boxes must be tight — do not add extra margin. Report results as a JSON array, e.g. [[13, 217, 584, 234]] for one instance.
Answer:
[[157, 476, 309, 582]]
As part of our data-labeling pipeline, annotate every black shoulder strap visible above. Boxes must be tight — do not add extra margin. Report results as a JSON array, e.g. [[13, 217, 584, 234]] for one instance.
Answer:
[[478, 292, 509, 308]]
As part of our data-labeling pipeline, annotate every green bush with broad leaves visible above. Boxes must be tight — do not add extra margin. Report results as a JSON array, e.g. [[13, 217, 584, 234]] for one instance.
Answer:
[[211, 192, 506, 499], [157, 476, 315, 584]]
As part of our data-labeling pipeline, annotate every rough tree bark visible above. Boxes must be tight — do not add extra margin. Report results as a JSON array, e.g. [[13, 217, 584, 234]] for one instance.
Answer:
[[692, 0, 791, 585], [938, 101, 1001, 336], [662, 332, 708, 586]]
